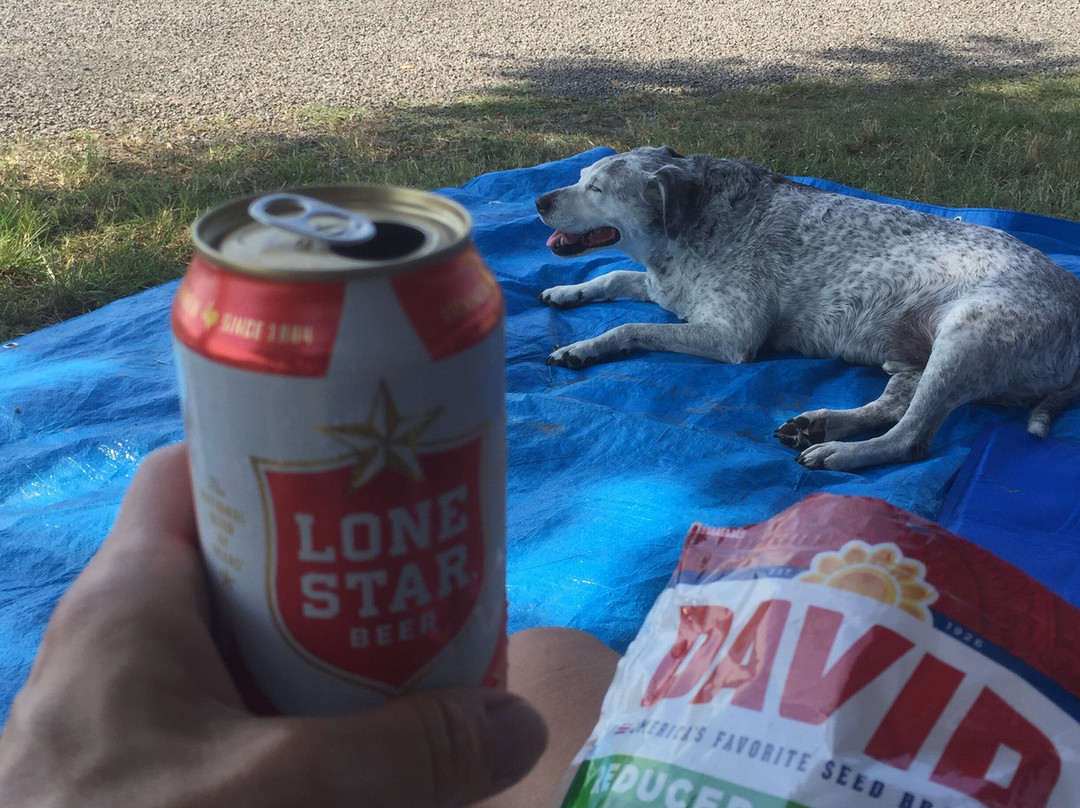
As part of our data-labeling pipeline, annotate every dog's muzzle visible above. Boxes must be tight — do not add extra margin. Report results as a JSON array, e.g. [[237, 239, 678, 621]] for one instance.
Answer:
[[535, 192, 621, 257]]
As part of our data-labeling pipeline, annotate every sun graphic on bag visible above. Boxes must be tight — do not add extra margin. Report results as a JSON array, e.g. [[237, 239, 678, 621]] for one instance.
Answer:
[[797, 540, 938, 621]]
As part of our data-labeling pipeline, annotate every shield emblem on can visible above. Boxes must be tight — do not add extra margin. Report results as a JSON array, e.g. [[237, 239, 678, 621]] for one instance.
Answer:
[[256, 399, 486, 692]]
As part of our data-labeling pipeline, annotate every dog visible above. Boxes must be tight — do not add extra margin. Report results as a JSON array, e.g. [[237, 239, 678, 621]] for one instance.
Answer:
[[535, 146, 1080, 471]]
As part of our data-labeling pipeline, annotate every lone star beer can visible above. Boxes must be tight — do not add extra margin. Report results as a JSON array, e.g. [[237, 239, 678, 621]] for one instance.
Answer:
[[171, 187, 506, 715]]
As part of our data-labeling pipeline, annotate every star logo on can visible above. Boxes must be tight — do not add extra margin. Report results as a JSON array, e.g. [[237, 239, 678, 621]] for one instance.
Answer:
[[320, 381, 443, 492]]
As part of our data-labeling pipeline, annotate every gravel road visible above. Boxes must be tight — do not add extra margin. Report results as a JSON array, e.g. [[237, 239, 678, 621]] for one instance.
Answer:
[[2, 0, 1079, 138]]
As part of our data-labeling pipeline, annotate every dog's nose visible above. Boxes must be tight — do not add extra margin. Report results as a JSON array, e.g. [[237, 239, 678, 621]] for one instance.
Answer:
[[535, 192, 553, 217]]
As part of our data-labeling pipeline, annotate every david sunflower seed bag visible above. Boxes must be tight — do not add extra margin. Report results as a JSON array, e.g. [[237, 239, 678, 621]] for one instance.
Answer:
[[558, 494, 1080, 808]]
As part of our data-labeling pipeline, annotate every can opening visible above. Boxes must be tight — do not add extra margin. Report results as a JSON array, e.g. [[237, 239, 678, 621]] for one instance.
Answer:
[[329, 221, 427, 261]]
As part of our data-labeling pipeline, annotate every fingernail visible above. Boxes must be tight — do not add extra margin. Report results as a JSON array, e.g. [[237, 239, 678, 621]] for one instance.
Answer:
[[485, 694, 549, 784]]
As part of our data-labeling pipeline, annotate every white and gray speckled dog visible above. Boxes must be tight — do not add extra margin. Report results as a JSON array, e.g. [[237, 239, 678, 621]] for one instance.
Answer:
[[536, 146, 1080, 471]]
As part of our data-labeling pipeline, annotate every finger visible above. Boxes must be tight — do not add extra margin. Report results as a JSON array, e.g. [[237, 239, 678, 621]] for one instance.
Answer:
[[36, 443, 241, 707], [350, 689, 548, 805], [72, 442, 207, 624], [243, 689, 548, 808], [107, 442, 199, 556]]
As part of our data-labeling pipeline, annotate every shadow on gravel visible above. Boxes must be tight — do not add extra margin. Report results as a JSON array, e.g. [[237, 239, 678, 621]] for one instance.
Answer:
[[817, 35, 1080, 79], [2, 38, 1080, 339], [498, 34, 1080, 98]]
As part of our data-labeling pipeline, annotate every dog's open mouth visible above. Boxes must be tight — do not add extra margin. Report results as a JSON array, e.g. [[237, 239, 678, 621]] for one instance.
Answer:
[[546, 227, 621, 256]]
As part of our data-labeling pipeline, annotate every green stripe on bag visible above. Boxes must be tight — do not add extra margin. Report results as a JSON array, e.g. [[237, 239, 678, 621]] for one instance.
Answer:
[[560, 754, 811, 808]]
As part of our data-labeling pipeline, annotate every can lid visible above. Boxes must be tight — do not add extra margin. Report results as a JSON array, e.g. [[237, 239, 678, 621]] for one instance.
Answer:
[[193, 185, 473, 280], [248, 193, 378, 245]]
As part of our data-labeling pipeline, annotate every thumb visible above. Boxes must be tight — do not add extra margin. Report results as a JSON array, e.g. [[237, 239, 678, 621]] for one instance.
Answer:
[[258, 688, 548, 808]]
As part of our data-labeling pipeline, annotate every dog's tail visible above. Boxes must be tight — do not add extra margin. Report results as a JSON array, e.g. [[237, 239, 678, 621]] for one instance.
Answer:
[[1028, 368, 1080, 438]]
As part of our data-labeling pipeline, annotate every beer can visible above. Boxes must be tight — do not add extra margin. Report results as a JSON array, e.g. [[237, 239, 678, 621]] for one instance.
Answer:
[[170, 186, 506, 715]]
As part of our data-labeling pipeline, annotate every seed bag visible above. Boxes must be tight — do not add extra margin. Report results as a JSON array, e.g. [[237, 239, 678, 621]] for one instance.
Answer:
[[557, 493, 1080, 808]]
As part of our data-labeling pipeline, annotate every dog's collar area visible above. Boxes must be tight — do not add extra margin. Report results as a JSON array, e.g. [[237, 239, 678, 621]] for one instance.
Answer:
[[546, 227, 620, 256]]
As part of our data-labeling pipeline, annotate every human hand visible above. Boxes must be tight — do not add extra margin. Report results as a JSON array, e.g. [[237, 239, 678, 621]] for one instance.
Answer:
[[0, 444, 547, 808]]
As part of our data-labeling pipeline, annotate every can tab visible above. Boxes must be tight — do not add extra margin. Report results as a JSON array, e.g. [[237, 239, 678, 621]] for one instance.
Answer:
[[249, 193, 377, 245]]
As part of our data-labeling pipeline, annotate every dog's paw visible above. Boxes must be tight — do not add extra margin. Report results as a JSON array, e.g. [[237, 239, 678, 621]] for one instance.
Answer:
[[773, 415, 827, 450], [795, 441, 858, 471], [546, 342, 598, 370], [539, 285, 587, 308]]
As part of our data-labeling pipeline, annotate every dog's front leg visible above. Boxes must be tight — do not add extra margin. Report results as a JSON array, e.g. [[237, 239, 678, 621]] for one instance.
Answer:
[[548, 322, 749, 369], [540, 270, 651, 308]]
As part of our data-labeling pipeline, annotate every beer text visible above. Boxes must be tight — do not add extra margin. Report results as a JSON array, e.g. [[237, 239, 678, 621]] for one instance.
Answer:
[[289, 484, 474, 646]]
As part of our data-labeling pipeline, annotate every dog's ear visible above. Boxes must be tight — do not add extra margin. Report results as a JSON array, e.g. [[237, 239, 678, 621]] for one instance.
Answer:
[[647, 164, 701, 240], [659, 145, 686, 159]]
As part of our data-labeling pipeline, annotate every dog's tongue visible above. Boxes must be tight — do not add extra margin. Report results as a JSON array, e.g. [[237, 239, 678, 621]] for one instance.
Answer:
[[546, 230, 581, 249], [546, 228, 618, 249]]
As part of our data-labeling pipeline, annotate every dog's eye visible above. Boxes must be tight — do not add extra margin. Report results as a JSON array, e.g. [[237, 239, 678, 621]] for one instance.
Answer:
[[586, 184, 602, 193]]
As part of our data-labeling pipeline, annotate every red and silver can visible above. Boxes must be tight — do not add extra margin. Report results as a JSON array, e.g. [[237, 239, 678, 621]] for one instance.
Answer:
[[171, 187, 506, 715]]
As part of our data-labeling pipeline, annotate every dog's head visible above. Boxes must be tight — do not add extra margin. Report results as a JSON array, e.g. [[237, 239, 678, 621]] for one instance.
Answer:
[[535, 146, 701, 260]]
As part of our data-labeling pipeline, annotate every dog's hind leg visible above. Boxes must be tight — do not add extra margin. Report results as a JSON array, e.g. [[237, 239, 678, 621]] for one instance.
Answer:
[[795, 327, 990, 471], [774, 369, 921, 450], [1028, 367, 1080, 437], [540, 270, 652, 308]]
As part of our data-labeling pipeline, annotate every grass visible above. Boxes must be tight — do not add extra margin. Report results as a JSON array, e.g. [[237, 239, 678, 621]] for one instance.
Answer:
[[2, 71, 1080, 341]]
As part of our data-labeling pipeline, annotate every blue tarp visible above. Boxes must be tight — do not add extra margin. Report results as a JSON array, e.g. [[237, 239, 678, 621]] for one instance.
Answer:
[[938, 424, 1080, 605], [3, 147, 1080, 725]]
